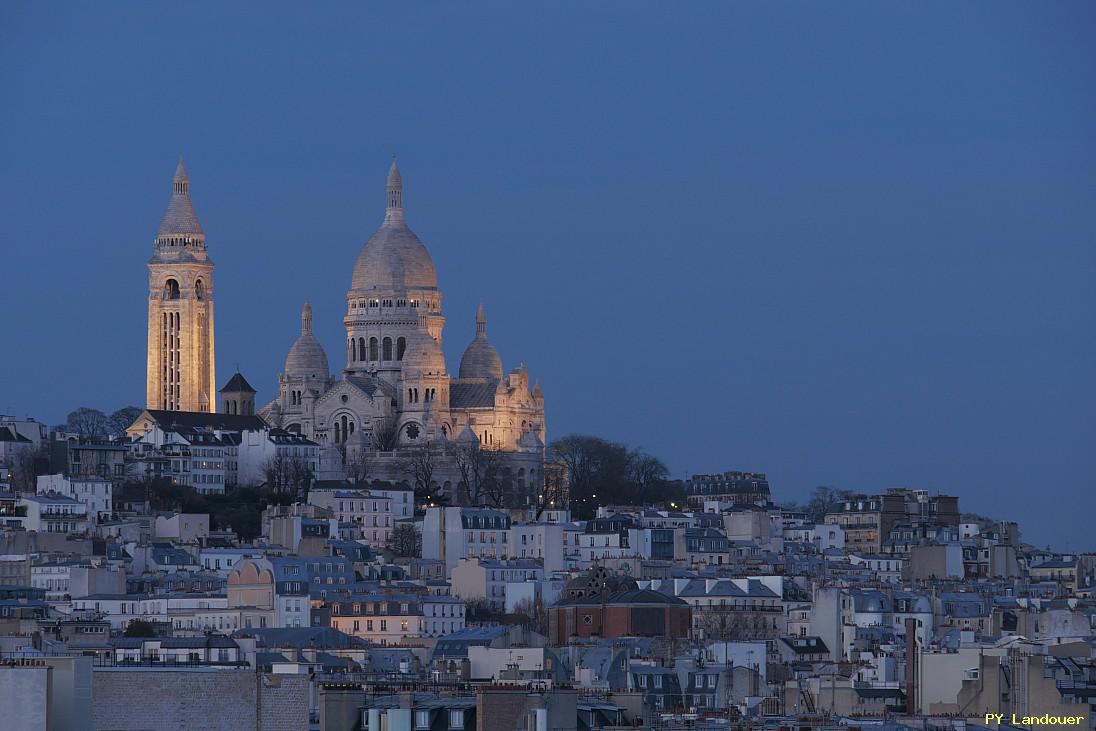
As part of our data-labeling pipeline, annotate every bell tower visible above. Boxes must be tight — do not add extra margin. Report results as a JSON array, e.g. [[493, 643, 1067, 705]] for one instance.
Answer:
[[146, 158, 216, 412]]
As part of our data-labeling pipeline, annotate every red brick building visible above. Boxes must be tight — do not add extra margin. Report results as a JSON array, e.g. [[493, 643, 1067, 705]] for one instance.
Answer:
[[548, 567, 690, 644]]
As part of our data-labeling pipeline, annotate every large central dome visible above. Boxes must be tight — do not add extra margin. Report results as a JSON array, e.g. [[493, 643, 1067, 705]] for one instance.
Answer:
[[350, 161, 437, 293]]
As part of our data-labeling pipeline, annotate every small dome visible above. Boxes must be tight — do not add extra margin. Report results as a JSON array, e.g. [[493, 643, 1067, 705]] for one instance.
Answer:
[[285, 301, 329, 378], [458, 300, 503, 380], [518, 429, 544, 449], [285, 337, 329, 379], [350, 162, 437, 293], [401, 331, 446, 374], [459, 340, 502, 380], [455, 424, 480, 446], [345, 427, 369, 446]]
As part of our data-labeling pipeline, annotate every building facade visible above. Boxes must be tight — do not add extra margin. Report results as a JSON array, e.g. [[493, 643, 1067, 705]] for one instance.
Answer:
[[146, 159, 216, 412], [257, 162, 547, 502]]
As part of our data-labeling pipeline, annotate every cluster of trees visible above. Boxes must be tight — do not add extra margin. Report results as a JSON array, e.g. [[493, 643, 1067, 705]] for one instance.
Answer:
[[62, 406, 144, 437], [548, 435, 681, 519], [385, 522, 422, 557], [115, 479, 295, 540], [259, 454, 314, 502], [780, 485, 856, 523]]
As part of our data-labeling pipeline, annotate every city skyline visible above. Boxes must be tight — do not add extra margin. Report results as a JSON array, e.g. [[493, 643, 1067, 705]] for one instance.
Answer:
[[1, 2, 1094, 550]]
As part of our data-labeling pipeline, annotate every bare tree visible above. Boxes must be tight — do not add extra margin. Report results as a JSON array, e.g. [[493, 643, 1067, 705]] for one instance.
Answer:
[[479, 452, 511, 509], [549, 435, 604, 500], [261, 454, 314, 500], [9, 449, 39, 493], [64, 407, 111, 438], [452, 441, 488, 505], [532, 462, 569, 520], [340, 443, 373, 484], [627, 450, 669, 490], [385, 522, 422, 557], [371, 414, 399, 452], [511, 597, 549, 636], [692, 609, 782, 641], [805, 485, 855, 522], [109, 406, 144, 435], [397, 445, 442, 507]]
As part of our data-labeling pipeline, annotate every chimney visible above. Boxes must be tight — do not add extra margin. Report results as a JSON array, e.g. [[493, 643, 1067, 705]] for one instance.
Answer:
[[905, 617, 918, 715]]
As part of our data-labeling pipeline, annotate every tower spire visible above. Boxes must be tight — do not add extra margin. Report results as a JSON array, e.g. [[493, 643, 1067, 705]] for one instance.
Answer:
[[157, 157, 203, 240], [173, 156, 189, 195], [301, 301, 313, 335], [476, 299, 487, 338], [385, 158, 403, 222]]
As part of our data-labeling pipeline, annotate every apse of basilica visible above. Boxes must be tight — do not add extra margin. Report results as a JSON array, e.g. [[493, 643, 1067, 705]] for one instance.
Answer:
[[256, 161, 548, 499]]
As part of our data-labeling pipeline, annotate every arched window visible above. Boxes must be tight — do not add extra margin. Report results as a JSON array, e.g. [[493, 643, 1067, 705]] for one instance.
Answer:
[[194, 279, 204, 300], [396, 337, 406, 360], [351, 338, 357, 361], [348, 421, 355, 436], [382, 337, 392, 361], [334, 423, 341, 443], [369, 337, 379, 361], [358, 337, 366, 361], [163, 279, 180, 300]]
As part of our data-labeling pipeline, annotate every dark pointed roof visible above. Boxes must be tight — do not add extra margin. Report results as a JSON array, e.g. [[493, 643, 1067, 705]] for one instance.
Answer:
[[219, 372, 256, 394], [0, 427, 31, 443], [140, 410, 267, 432]]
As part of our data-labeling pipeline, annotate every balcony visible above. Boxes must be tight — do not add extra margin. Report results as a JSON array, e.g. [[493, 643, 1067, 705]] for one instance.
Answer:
[[41, 510, 85, 519]]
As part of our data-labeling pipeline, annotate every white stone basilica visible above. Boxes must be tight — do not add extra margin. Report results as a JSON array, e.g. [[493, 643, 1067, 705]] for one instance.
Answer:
[[256, 162, 547, 497]]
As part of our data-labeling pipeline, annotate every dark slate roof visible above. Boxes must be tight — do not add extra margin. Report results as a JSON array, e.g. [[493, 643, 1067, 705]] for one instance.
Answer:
[[142, 410, 267, 432], [255, 651, 290, 668], [779, 636, 830, 655], [345, 376, 384, 397], [450, 381, 498, 409], [431, 626, 508, 658], [0, 427, 31, 443], [558, 586, 687, 608], [219, 372, 257, 393], [231, 626, 368, 650], [365, 648, 417, 672]]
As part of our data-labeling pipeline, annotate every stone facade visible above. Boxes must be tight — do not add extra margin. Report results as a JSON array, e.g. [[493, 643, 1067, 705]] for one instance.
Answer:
[[145, 160, 216, 413], [91, 668, 308, 730], [259, 162, 547, 503]]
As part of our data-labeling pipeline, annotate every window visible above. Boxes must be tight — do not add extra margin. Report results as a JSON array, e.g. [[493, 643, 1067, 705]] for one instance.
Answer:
[[415, 711, 430, 729], [383, 337, 393, 360], [449, 710, 464, 729], [653, 675, 662, 689], [369, 337, 379, 360]]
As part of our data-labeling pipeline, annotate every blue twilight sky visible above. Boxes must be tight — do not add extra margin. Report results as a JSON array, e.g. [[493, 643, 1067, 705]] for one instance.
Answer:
[[0, 3, 1093, 548]]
